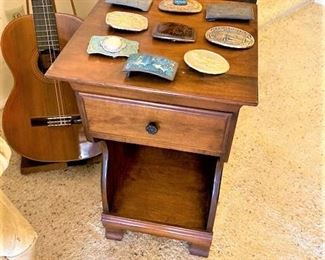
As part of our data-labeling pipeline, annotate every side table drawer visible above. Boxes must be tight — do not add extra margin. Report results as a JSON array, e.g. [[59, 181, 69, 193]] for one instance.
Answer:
[[79, 93, 232, 156]]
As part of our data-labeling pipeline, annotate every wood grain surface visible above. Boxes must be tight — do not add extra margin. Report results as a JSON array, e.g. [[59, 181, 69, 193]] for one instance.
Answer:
[[1, 14, 101, 162], [80, 93, 232, 156], [46, 0, 258, 108], [45, 1, 258, 257]]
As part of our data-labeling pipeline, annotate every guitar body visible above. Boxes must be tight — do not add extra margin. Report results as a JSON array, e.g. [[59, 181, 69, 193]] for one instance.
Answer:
[[1, 13, 100, 162]]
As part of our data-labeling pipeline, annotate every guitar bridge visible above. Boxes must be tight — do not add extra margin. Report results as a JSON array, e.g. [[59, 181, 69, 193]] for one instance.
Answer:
[[31, 115, 82, 127]]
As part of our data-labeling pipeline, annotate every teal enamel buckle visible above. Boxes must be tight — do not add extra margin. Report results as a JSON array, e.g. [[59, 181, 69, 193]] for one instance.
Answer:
[[123, 54, 178, 81]]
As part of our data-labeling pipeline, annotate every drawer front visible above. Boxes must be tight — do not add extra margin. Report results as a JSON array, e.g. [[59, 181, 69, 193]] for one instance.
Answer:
[[80, 94, 232, 156]]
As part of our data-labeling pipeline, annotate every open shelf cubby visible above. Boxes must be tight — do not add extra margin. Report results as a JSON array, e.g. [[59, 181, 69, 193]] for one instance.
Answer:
[[105, 141, 217, 231]]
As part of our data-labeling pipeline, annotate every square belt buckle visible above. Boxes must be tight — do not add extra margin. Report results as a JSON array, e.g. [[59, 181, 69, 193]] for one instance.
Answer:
[[206, 1, 255, 21], [87, 36, 139, 58], [105, 0, 153, 11], [152, 22, 196, 42], [123, 54, 178, 81]]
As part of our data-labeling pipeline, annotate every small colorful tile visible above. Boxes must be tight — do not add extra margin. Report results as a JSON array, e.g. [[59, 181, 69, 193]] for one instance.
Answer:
[[184, 49, 229, 75], [174, 0, 187, 5], [106, 11, 148, 32], [205, 26, 255, 49], [105, 0, 153, 11], [159, 0, 202, 14], [87, 36, 139, 58], [124, 53, 178, 81], [152, 22, 196, 42]]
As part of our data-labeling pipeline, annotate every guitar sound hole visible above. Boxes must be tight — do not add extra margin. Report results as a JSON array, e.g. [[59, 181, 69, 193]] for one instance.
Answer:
[[38, 49, 60, 74]]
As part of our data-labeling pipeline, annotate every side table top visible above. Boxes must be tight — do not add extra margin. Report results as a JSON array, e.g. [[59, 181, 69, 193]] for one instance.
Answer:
[[46, 0, 258, 108]]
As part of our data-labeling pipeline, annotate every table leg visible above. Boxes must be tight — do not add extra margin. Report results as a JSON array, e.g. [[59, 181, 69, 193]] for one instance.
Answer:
[[105, 227, 125, 241], [189, 243, 211, 257]]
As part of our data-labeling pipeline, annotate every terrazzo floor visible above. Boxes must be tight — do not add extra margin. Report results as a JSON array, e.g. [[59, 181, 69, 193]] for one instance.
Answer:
[[0, 2, 324, 259]]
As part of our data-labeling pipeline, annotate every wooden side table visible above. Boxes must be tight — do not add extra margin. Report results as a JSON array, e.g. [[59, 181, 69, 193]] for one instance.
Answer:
[[47, 0, 258, 257]]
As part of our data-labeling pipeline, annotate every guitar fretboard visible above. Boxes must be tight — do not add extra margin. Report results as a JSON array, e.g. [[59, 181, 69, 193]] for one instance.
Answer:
[[31, 0, 60, 52]]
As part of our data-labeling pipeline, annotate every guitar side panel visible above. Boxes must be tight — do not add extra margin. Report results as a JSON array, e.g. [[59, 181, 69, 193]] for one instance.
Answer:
[[1, 14, 100, 162]]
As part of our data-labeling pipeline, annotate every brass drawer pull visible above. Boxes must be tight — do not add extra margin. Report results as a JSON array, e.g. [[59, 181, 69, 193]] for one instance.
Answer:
[[146, 122, 159, 135]]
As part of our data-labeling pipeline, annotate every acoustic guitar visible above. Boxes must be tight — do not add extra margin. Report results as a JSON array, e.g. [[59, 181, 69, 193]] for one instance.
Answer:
[[1, 0, 100, 162]]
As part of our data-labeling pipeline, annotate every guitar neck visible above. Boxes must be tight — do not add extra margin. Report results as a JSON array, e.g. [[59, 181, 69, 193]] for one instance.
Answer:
[[31, 0, 60, 52]]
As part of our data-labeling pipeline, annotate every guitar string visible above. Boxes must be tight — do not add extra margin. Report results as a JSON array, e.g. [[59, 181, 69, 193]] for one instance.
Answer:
[[41, 0, 64, 125], [39, 0, 62, 123], [46, 0, 66, 121], [44, 0, 65, 124]]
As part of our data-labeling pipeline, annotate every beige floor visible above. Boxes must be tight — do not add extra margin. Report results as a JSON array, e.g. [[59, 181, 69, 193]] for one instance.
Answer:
[[257, 0, 314, 26], [0, 2, 324, 259]]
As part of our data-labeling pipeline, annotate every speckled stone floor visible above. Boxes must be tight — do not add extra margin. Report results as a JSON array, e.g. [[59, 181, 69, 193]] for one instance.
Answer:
[[258, 0, 314, 26], [0, 2, 324, 259]]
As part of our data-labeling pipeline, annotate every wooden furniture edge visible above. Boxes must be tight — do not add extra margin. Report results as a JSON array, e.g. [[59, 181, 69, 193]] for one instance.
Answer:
[[101, 214, 213, 255]]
